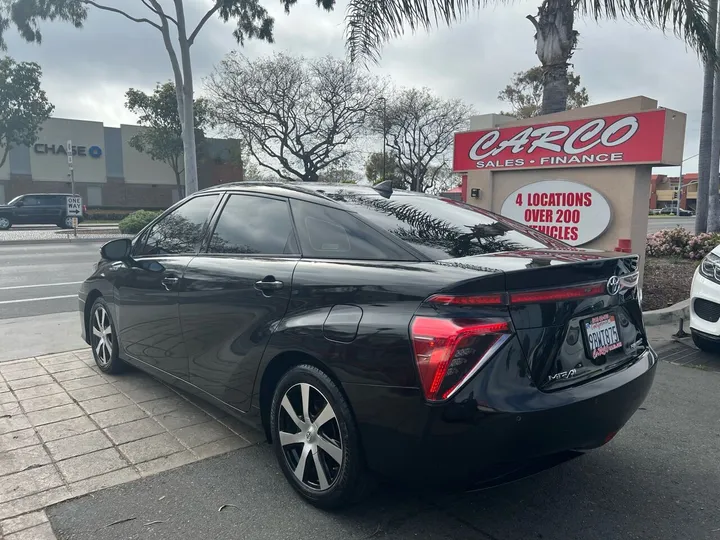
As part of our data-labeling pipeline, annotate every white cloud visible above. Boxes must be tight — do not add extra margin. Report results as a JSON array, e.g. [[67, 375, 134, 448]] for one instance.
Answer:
[[1, 0, 704, 172]]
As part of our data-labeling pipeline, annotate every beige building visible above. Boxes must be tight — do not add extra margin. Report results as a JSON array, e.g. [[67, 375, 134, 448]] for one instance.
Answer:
[[0, 117, 242, 207]]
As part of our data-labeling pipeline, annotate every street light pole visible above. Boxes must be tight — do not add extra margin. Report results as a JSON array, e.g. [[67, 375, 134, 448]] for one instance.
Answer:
[[676, 153, 700, 216]]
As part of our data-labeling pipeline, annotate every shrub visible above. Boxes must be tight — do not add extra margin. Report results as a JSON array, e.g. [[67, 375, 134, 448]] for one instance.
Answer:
[[687, 232, 720, 260], [118, 210, 162, 235], [646, 227, 694, 258], [646, 227, 720, 260]]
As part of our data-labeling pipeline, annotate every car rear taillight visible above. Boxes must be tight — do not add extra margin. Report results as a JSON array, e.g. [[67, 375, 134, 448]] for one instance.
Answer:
[[410, 317, 511, 402], [427, 281, 610, 306]]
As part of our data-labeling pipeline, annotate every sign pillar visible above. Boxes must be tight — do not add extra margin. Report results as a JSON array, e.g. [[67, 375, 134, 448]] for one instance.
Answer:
[[453, 97, 687, 286], [67, 140, 77, 237]]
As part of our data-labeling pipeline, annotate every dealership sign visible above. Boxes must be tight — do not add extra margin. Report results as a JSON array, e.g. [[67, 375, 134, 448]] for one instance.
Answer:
[[500, 180, 611, 246], [453, 110, 666, 171], [34, 143, 103, 158]]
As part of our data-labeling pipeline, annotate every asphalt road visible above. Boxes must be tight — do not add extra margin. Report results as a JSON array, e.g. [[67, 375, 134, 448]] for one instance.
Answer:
[[0, 242, 102, 361], [0, 242, 101, 319], [47, 351, 720, 540], [647, 216, 695, 234]]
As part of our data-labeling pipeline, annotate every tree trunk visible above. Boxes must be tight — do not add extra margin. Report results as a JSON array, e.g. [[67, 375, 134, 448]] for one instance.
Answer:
[[708, 12, 720, 232], [182, 89, 199, 194], [529, 0, 576, 115], [697, 0, 718, 233]]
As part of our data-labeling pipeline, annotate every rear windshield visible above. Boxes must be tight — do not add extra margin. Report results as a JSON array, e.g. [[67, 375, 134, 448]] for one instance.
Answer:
[[323, 190, 567, 260]]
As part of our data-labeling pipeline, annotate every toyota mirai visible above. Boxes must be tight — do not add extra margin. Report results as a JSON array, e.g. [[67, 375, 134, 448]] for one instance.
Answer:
[[79, 182, 656, 509]]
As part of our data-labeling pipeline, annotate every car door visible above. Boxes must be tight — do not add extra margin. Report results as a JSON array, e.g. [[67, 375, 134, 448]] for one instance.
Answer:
[[113, 194, 222, 380], [181, 193, 300, 412], [14, 196, 40, 224]]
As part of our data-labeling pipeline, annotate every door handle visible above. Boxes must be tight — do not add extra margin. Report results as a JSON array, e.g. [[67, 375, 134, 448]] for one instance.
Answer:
[[254, 278, 284, 292], [161, 276, 180, 291]]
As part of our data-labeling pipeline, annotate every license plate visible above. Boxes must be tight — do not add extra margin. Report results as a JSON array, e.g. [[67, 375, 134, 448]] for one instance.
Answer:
[[584, 313, 622, 359]]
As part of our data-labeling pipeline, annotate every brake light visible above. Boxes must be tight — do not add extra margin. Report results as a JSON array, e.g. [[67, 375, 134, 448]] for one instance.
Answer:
[[428, 281, 607, 306], [428, 293, 506, 306], [509, 282, 606, 303], [410, 317, 511, 401]]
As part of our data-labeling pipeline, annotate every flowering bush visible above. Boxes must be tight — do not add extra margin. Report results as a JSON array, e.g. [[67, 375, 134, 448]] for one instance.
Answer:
[[687, 232, 720, 260], [646, 227, 720, 260]]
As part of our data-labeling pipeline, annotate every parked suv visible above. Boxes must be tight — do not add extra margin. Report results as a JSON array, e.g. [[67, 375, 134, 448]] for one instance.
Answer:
[[0, 193, 86, 230]]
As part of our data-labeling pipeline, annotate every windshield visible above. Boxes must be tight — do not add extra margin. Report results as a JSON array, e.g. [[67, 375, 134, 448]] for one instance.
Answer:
[[322, 189, 569, 260], [7, 196, 22, 205]]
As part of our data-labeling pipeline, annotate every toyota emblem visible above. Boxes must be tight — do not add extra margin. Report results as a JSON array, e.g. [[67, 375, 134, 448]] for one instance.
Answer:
[[606, 276, 620, 295]]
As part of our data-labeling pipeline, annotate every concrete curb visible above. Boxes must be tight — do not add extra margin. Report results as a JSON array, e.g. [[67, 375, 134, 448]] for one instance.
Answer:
[[643, 298, 690, 327]]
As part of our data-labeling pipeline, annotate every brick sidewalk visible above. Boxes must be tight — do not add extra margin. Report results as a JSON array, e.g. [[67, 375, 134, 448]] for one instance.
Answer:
[[0, 350, 264, 539]]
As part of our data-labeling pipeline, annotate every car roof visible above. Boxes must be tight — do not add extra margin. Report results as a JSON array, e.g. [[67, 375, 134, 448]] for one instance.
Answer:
[[197, 182, 436, 207], [19, 193, 75, 196]]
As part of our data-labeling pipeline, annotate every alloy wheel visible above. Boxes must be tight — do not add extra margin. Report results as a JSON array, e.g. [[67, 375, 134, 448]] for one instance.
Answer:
[[278, 382, 344, 491], [91, 306, 113, 367], [64, 216, 74, 228], [0, 217, 9, 229]]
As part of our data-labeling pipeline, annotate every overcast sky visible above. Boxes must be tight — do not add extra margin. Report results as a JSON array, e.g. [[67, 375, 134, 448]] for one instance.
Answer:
[[2, 0, 704, 174]]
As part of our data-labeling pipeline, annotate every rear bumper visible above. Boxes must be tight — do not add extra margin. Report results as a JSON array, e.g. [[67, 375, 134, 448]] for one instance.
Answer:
[[345, 344, 657, 485]]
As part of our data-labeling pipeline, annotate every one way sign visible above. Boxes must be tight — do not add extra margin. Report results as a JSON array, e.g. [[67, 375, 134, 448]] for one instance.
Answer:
[[66, 196, 82, 217]]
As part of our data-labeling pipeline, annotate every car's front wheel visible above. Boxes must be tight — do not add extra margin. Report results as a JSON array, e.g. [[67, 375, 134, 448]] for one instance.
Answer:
[[0, 216, 11, 230], [89, 298, 125, 374], [692, 330, 719, 353], [270, 365, 370, 509]]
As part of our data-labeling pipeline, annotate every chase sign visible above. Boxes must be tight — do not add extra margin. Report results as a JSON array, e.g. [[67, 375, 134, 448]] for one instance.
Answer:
[[34, 143, 103, 159]]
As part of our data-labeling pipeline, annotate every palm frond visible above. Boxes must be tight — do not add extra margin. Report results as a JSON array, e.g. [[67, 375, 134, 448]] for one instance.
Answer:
[[576, 0, 717, 66], [344, 0, 487, 64]]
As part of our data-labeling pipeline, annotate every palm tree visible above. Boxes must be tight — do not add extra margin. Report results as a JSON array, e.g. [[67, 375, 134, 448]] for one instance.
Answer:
[[698, 0, 719, 233], [344, 0, 718, 114]]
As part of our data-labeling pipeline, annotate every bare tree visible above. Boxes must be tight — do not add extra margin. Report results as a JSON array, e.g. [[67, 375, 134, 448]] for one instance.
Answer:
[[374, 88, 472, 193], [208, 52, 383, 183]]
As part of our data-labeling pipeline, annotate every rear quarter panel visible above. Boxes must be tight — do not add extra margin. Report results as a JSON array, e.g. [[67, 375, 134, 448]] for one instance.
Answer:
[[252, 259, 478, 408]]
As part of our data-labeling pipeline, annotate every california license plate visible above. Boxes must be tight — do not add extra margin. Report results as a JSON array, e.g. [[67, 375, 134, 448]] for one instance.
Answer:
[[584, 313, 622, 359]]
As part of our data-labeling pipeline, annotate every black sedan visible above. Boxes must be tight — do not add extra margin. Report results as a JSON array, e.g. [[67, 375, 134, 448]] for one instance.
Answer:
[[79, 182, 656, 509]]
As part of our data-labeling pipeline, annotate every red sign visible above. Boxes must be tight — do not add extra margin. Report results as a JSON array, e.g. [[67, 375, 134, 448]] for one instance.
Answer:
[[453, 110, 666, 172]]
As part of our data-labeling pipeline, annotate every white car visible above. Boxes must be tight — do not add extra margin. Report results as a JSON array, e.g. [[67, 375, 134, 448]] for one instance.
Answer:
[[689, 246, 720, 351]]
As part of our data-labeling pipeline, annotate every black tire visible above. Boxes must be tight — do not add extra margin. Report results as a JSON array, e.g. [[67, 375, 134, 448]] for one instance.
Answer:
[[270, 364, 371, 509], [89, 298, 125, 374], [0, 216, 11, 230], [691, 330, 719, 353], [58, 215, 74, 229]]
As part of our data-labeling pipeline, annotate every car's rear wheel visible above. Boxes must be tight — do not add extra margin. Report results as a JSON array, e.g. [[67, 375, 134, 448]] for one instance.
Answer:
[[0, 217, 11, 230], [59, 216, 75, 229], [89, 298, 125, 374], [691, 330, 719, 353], [270, 365, 370, 509]]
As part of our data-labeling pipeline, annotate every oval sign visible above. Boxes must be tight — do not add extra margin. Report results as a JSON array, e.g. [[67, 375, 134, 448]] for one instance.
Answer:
[[500, 180, 612, 247]]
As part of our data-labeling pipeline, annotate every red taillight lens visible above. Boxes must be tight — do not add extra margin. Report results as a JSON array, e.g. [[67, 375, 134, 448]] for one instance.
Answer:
[[428, 293, 506, 306], [410, 317, 510, 401], [509, 282, 606, 304]]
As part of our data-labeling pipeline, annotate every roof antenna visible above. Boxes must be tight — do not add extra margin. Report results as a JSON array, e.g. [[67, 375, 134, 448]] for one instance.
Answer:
[[373, 180, 394, 199]]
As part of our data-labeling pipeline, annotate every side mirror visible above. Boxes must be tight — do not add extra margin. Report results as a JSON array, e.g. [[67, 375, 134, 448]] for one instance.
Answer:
[[101, 238, 132, 261], [14, 200, 23, 207]]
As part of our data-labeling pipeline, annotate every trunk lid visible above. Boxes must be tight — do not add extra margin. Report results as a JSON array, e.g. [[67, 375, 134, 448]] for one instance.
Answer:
[[434, 249, 646, 391]]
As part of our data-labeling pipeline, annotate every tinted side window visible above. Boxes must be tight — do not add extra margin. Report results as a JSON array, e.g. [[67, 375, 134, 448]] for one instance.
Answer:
[[290, 200, 416, 261], [208, 195, 297, 255], [23, 196, 40, 206], [136, 195, 219, 256]]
